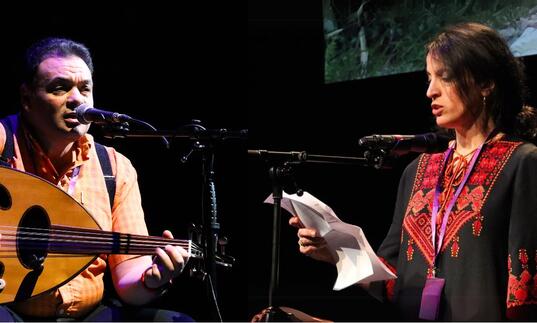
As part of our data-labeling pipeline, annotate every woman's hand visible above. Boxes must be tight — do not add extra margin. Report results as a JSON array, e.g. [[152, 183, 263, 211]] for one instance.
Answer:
[[289, 216, 336, 264]]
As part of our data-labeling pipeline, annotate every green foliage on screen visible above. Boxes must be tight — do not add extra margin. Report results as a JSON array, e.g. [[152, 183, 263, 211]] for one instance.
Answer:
[[324, 0, 537, 83]]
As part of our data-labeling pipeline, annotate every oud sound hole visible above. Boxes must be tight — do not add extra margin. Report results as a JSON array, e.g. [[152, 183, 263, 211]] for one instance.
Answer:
[[0, 184, 11, 210], [17, 206, 50, 270]]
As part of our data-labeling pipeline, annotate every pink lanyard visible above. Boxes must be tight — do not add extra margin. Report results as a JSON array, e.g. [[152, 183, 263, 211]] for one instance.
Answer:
[[430, 142, 484, 275]]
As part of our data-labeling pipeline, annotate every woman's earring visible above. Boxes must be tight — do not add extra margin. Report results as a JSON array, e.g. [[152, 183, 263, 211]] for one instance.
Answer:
[[483, 95, 487, 108]]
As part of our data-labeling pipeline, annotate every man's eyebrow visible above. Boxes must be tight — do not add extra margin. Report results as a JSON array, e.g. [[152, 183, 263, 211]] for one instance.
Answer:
[[47, 77, 71, 83], [46, 77, 93, 85]]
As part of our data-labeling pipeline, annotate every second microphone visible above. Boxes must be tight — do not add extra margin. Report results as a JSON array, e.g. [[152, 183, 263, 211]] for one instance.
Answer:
[[75, 104, 132, 124], [358, 132, 451, 155]]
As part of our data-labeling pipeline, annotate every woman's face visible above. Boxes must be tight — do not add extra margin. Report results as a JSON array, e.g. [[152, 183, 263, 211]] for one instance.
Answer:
[[426, 53, 480, 131]]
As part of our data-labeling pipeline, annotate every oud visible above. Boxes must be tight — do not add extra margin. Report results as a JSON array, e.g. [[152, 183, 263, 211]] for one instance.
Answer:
[[0, 166, 226, 304]]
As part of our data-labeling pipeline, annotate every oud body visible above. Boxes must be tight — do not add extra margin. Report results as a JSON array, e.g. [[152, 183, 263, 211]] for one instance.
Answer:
[[0, 166, 197, 304]]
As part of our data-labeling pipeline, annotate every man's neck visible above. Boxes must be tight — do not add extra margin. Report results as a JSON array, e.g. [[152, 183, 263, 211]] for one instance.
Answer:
[[22, 118, 76, 173], [46, 141, 75, 170]]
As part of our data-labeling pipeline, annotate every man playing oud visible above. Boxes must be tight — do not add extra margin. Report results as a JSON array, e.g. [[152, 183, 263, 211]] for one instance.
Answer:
[[0, 37, 192, 321]]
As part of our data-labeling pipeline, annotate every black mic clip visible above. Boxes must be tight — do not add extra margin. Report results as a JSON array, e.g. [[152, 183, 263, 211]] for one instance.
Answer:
[[101, 121, 130, 139], [362, 148, 394, 170], [179, 120, 208, 163], [270, 164, 304, 196]]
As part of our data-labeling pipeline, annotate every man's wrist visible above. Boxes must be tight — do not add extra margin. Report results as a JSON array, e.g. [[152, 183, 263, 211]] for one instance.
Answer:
[[140, 270, 172, 294]]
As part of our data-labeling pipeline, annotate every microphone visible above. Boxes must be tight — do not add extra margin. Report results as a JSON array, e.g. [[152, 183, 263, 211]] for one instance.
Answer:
[[358, 132, 450, 155], [75, 104, 132, 124]]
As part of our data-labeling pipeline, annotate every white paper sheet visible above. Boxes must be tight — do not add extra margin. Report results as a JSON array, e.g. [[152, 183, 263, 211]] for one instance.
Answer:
[[265, 191, 396, 290]]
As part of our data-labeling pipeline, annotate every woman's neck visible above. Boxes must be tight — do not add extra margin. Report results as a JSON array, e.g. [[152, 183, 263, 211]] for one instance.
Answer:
[[454, 121, 494, 155]]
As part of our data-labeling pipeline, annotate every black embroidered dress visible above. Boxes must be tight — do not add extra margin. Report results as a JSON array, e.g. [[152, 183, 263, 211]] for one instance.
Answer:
[[377, 135, 537, 320]]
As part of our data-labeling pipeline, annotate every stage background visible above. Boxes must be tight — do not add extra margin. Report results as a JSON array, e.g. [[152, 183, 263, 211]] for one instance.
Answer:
[[249, 0, 537, 320], [0, 2, 246, 321]]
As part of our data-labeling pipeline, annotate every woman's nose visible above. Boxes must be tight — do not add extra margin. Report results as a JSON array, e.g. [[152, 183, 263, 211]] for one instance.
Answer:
[[426, 79, 439, 100]]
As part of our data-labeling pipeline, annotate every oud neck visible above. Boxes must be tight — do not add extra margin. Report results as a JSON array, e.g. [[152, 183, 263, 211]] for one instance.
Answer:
[[36, 225, 202, 259]]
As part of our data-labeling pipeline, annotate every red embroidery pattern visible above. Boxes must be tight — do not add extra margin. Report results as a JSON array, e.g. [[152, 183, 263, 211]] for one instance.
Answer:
[[456, 185, 484, 211], [401, 154, 444, 266], [472, 213, 484, 236], [408, 190, 433, 214], [379, 257, 397, 302], [450, 236, 459, 257], [507, 249, 537, 308], [402, 140, 521, 267], [520, 250, 529, 269], [407, 238, 414, 261]]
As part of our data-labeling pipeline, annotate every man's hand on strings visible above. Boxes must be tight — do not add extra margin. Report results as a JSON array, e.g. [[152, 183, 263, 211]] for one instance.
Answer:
[[143, 230, 190, 289]]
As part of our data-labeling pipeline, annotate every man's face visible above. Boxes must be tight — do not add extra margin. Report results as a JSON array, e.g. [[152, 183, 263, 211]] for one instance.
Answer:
[[22, 55, 93, 143]]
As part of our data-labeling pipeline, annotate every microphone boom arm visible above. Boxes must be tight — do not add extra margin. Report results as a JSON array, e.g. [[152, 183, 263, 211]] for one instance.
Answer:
[[102, 127, 248, 141], [248, 150, 368, 166]]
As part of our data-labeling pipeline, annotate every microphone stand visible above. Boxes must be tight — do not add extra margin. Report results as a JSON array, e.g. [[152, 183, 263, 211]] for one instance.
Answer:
[[248, 149, 384, 321], [102, 120, 247, 322], [266, 162, 300, 322]]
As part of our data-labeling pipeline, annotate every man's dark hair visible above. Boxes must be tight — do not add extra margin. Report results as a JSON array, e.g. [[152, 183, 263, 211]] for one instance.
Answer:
[[426, 22, 528, 136], [22, 37, 93, 85]]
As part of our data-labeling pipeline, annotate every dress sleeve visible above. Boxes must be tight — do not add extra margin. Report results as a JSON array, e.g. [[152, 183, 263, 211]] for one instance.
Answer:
[[368, 157, 419, 301], [505, 144, 537, 320]]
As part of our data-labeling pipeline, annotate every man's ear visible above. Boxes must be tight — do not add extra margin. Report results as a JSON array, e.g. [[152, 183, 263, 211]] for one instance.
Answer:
[[20, 84, 31, 112]]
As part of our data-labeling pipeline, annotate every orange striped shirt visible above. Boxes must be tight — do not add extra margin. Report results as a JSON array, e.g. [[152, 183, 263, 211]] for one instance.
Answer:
[[0, 114, 148, 318]]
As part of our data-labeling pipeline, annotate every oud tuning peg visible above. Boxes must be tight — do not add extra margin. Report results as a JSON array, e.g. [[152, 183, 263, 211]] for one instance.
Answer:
[[188, 223, 204, 245]]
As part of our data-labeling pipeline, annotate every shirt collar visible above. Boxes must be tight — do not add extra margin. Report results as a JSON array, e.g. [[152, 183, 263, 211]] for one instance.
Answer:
[[21, 124, 92, 178]]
